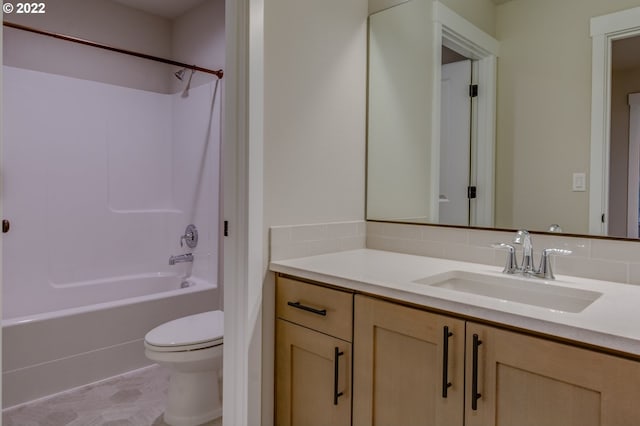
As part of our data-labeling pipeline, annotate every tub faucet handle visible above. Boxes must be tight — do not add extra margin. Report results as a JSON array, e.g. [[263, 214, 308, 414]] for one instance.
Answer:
[[180, 224, 198, 249]]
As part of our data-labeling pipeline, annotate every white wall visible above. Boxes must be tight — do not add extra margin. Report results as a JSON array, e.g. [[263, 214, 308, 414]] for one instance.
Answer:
[[367, 0, 435, 221], [172, 0, 226, 93], [440, 0, 495, 37], [494, 0, 640, 234], [263, 1, 367, 227], [260, 0, 368, 424], [3, 0, 173, 93]]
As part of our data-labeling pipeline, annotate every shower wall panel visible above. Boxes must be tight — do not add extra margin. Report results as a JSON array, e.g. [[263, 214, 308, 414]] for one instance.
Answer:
[[2, 65, 219, 318], [171, 84, 221, 283]]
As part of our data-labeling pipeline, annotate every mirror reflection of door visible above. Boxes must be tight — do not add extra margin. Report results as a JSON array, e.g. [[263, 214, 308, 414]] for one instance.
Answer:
[[439, 47, 472, 226], [627, 92, 640, 238], [608, 35, 640, 238]]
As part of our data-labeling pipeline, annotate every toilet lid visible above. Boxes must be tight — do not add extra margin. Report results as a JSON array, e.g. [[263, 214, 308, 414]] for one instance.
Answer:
[[145, 310, 224, 348]]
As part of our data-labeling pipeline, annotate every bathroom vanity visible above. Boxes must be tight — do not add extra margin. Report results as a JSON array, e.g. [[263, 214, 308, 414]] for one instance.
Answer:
[[271, 249, 640, 426]]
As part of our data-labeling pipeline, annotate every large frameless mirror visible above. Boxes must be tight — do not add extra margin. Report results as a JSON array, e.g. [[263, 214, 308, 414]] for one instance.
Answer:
[[366, 0, 640, 239]]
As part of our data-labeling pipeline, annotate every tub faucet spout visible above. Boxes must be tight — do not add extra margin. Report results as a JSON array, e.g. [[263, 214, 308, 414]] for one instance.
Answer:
[[169, 253, 193, 265]]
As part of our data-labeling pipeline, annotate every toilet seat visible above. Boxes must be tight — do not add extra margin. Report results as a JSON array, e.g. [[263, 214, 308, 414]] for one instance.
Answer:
[[145, 310, 223, 352]]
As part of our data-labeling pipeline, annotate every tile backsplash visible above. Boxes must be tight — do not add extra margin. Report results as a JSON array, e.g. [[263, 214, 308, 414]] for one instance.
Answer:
[[367, 221, 640, 285], [270, 221, 366, 261], [269, 220, 640, 285]]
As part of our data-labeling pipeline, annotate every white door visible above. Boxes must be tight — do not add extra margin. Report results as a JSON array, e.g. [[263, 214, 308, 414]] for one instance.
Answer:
[[439, 60, 472, 226]]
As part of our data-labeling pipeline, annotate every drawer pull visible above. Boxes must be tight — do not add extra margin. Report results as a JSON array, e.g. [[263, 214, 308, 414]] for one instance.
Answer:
[[333, 346, 344, 405], [287, 301, 327, 316], [442, 326, 453, 398], [472, 334, 483, 410]]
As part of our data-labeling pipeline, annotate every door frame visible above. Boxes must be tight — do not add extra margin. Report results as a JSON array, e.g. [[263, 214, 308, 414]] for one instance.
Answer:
[[589, 6, 640, 235], [431, 2, 498, 227]]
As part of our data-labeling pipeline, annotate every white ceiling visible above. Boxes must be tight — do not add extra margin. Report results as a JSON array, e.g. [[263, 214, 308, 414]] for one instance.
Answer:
[[117, 0, 510, 17], [111, 0, 207, 19]]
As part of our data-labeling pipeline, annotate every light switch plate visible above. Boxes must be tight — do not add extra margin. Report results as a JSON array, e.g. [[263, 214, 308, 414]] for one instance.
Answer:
[[573, 172, 586, 192]]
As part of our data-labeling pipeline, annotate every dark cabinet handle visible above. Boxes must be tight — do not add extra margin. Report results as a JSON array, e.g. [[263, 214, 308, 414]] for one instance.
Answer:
[[2, 219, 9, 233], [333, 347, 344, 405], [287, 301, 327, 316], [442, 326, 453, 398], [472, 334, 483, 410]]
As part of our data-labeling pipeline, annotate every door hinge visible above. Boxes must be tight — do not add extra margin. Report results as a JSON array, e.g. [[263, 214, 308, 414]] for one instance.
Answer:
[[224, 220, 229, 237], [601, 214, 605, 224], [468, 186, 477, 199], [469, 84, 478, 98]]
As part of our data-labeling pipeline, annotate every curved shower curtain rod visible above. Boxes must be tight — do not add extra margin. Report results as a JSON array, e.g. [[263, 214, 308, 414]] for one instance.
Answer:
[[3, 21, 224, 79]]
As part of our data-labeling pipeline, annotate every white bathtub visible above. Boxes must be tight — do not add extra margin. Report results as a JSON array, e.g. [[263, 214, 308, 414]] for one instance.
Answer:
[[2, 275, 219, 408]]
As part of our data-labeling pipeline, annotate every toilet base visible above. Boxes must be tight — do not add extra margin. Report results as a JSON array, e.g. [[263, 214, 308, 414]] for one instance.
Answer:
[[163, 369, 222, 426]]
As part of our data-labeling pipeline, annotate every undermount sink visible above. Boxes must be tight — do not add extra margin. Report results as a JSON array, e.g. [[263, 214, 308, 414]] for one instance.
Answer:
[[413, 271, 602, 313]]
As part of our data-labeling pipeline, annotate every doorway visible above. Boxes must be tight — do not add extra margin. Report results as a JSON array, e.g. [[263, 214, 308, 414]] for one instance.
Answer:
[[605, 34, 640, 238], [589, 6, 640, 236], [439, 47, 473, 226], [432, 2, 498, 228], [626, 92, 640, 238]]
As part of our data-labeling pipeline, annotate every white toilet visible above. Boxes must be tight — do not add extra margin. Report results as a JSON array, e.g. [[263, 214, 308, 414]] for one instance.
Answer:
[[145, 310, 224, 426]]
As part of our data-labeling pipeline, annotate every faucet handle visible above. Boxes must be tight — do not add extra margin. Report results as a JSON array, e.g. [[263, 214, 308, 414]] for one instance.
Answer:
[[180, 224, 198, 249], [538, 248, 572, 280], [491, 243, 518, 274]]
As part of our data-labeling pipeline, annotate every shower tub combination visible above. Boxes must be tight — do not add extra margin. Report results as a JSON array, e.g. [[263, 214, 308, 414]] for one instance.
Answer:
[[2, 275, 218, 408], [2, 18, 224, 408]]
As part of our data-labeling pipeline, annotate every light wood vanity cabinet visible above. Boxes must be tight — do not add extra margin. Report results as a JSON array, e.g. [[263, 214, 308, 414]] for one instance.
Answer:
[[353, 294, 640, 426], [465, 322, 640, 426], [353, 295, 465, 426], [275, 276, 640, 426], [275, 277, 353, 426]]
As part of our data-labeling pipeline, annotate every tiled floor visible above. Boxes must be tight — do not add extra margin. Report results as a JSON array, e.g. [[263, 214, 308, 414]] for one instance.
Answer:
[[2, 365, 222, 426]]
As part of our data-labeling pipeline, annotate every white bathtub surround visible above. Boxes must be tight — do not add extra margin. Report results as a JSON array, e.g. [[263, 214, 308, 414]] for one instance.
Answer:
[[270, 221, 366, 261], [270, 249, 640, 357], [367, 221, 640, 285], [2, 281, 217, 409], [2, 66, 221, 319]]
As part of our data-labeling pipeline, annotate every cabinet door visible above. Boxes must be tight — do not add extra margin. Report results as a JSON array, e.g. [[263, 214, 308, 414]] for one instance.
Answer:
[[465, 322, 640, 426], [275, 319, 351, 426], [353, 295, 465, 426]]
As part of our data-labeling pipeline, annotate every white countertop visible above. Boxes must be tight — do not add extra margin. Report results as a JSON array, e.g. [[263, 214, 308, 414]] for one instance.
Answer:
[[270, 249, 640, 357]]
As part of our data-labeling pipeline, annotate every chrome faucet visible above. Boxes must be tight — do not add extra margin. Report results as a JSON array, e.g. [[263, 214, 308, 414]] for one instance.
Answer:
[[513, 230, 534, 274], [169, 253, 193, 265], [491, 243, 518, 274], [536, 248, 572, 280], [493, 230, 571, 280]]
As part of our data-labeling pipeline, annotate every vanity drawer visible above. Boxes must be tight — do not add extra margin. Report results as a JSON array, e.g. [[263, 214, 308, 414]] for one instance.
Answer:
[[276, 276, 353, 341]]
